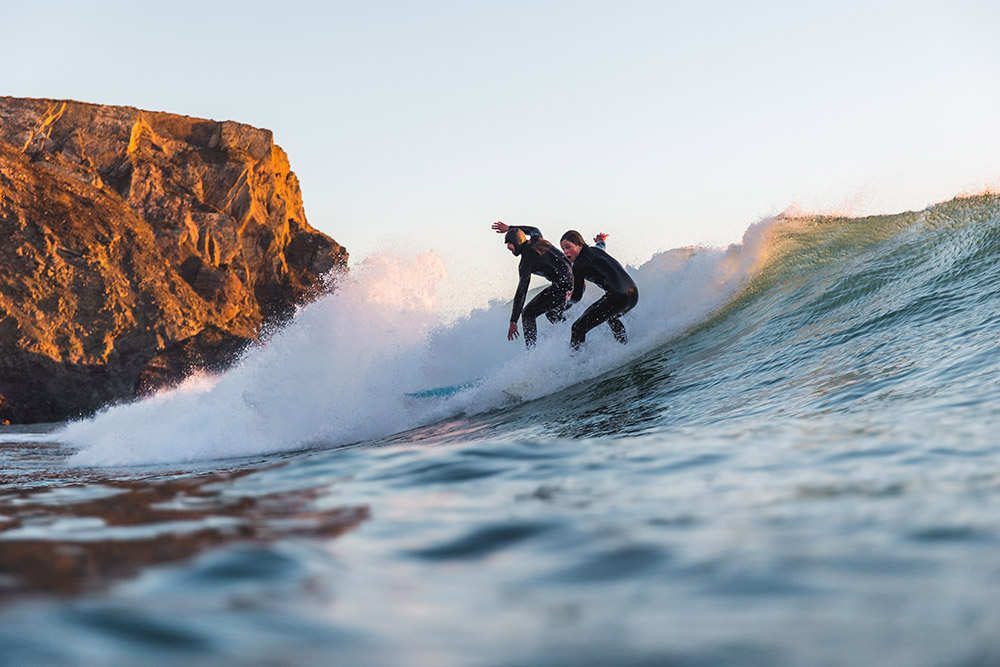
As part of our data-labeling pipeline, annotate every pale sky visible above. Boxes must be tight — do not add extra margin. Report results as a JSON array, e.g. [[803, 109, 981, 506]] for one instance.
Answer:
[[5, 1, 1000, 312]]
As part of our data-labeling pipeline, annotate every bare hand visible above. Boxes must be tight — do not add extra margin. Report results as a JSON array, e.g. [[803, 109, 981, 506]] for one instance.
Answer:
[[493, 221, 509, 234], [507, 321, 520, 340], [594, 232, 609, 243]]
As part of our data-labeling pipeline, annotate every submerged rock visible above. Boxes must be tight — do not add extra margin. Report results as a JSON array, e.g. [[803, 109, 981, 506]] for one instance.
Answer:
[[0, 97, 347, 424]]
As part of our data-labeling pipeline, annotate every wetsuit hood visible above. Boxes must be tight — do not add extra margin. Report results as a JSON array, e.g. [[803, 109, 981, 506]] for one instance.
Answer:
[[504, 228, 528, 256]]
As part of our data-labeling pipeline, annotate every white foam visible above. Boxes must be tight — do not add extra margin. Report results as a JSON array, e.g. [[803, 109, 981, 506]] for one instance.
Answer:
[[53, 221, 775, 466]]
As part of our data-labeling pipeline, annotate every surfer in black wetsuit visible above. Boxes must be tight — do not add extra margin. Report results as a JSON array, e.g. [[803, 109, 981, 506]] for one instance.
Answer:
[[560, 230, 638, 349], [493, 221, 573, 348]]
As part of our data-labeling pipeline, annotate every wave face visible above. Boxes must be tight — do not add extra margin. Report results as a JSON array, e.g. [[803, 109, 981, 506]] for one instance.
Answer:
[[512, 192, 1000, 442], [54, 194, 1000, 464]]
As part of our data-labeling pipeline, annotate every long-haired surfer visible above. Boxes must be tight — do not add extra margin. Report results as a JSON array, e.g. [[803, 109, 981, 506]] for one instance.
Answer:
[[493, 221, 573, 348], [559, 230, 638, 349]]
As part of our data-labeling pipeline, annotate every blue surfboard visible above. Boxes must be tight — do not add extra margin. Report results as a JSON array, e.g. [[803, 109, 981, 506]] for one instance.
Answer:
[[405, 380, 480, 399]]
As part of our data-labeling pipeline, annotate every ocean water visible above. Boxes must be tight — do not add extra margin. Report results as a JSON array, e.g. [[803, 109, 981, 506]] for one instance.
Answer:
[[3, 194, 1000, 666]]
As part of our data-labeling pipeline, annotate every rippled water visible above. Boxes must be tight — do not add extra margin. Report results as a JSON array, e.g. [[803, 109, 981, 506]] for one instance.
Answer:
[[3, 195, 1000, 665]]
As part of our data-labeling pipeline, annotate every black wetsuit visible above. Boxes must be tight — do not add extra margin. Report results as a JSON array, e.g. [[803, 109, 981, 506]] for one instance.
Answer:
[[568, 244, 638, 348], [508, 226, 573, 347]]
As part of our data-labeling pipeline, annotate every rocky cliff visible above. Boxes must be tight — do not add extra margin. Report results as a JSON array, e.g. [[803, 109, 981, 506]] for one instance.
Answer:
[[0, 97, 347, 424]]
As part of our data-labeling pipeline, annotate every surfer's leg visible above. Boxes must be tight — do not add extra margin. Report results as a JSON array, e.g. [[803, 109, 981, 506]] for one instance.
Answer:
[[608, 317, 627, 344], [546, 277, 572, 323], [524, 287, 567, 344], [606, 288, 638, 344], [545, 298, 569, 324], [572, 290, 636, 348], [522, 291, 548, 347], [571, 294, 614, 349], [522, 315, 538, 347]]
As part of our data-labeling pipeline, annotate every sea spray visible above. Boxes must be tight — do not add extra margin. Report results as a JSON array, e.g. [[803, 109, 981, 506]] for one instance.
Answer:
[[64, 252, 452, 465]]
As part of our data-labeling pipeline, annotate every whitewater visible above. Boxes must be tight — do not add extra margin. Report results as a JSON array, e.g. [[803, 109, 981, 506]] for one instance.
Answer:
[[2, 193, 1000, 666]]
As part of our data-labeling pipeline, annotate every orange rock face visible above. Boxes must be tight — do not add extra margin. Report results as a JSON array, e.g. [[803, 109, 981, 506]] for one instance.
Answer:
[[0, 97, 347, 424]]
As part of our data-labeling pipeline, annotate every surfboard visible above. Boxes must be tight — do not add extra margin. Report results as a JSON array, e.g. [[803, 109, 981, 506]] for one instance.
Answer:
[[407, 379, 531, 401], [405, 381, 480, 399]]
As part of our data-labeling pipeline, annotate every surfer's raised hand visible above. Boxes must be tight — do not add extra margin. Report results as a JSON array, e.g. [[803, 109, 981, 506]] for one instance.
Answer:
[[594, 232, 609, 244], [508, 321, 520, 341], [493, 221, 509, 234]]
